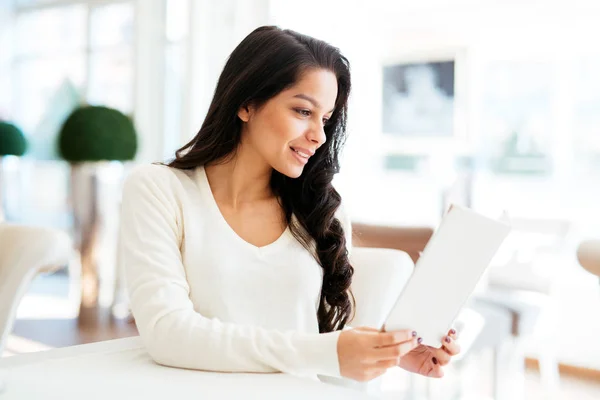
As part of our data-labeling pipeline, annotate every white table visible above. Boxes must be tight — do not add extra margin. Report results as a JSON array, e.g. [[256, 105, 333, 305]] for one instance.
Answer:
[[0, 336, 375, 400]]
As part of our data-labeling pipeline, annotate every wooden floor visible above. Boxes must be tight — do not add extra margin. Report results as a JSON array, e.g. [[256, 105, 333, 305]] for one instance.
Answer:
[[9, 308, 138, 349], [4, 270, 138, 355]]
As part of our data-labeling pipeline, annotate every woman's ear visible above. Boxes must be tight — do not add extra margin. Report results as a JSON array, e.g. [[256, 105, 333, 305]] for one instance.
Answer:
[[237, 104, 252, 122]]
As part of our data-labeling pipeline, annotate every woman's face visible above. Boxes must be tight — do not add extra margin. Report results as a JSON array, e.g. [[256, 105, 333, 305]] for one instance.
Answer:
[[238, 68, 338, 178]]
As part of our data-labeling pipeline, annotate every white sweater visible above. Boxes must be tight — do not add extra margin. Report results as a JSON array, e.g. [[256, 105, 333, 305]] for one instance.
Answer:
[[118, 164, 352, 379]]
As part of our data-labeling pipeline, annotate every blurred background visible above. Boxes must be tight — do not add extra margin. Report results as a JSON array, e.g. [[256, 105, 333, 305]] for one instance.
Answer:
[[1, 0, 599, 399]]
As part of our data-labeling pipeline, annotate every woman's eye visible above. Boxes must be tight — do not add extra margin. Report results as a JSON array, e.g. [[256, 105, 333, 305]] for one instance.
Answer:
[[295, 108, 330, 125]]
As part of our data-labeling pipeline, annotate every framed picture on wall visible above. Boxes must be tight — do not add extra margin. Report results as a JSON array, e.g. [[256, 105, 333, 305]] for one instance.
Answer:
[[382, 59, 455, 137], [380, 49, 468, 162]]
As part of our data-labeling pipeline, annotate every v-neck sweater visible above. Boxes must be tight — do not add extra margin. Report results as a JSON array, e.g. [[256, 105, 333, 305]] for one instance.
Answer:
[[118, 164, 352, 379]]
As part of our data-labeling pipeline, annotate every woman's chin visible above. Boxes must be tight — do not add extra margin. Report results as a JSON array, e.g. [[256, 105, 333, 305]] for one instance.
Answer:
[[273, 164, 304, 179]]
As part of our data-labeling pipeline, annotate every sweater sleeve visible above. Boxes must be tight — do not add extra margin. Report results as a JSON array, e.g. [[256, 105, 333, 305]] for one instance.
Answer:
[[118, 165, 342, 378]]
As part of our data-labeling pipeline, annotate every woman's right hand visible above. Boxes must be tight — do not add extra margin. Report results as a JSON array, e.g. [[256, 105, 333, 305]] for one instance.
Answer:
[[337, 327, 421, 382]]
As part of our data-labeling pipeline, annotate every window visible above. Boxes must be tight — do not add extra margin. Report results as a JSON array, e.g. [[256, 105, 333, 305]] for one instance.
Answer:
[[12, 1, 135, 159], [87, 2, 135, 113], [162, 0, 190, 160], [8, 1, 134, 226]]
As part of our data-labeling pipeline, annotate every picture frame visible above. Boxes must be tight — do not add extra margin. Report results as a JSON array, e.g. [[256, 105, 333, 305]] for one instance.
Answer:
[[380, 48, 468, 156]]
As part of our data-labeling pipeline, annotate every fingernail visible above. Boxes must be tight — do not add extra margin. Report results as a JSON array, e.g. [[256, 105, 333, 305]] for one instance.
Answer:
[[417, 337, 423, 344], [450, 329, 456, 335], [445, 336, 451, 343], [432, 357, 438, 365], [412, 331, 417, 337]]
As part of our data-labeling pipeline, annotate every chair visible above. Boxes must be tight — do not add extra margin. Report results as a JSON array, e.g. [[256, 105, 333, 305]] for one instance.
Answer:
[[318, 246, 415, 394], [476, 218, 571, 400], [577, 239, 600, 283], [0, 223, 73, 355]]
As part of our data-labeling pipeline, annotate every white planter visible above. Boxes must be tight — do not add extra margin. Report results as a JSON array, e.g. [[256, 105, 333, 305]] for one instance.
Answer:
[[69, 161, 127, 319]]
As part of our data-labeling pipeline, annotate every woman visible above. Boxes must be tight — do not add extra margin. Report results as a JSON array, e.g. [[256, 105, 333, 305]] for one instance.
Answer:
[[119, 25, 460, 383]]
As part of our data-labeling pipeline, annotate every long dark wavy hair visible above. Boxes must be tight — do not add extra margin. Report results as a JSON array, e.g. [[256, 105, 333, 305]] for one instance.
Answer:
[[168, 26, 353, 333]]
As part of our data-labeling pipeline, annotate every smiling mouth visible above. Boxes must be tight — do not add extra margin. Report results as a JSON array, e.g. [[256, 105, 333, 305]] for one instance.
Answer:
[[290, 147, 311, 159]]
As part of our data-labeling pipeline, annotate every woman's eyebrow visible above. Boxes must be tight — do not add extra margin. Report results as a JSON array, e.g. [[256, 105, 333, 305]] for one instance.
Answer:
[[293, 94, 335, 113]]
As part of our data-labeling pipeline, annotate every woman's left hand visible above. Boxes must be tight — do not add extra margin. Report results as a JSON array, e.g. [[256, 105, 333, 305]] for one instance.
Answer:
[[397, 329, 461, 378]]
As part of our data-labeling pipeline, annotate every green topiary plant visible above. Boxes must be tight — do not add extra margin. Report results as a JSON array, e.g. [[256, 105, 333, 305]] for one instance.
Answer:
[[0, 121, 27, 156], [58, 106, 138, 313], [58, 106, 137, 162]]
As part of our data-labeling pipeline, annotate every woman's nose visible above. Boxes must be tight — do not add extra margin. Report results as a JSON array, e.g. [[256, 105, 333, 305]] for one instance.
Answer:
[[308, 123, 327, 147]]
